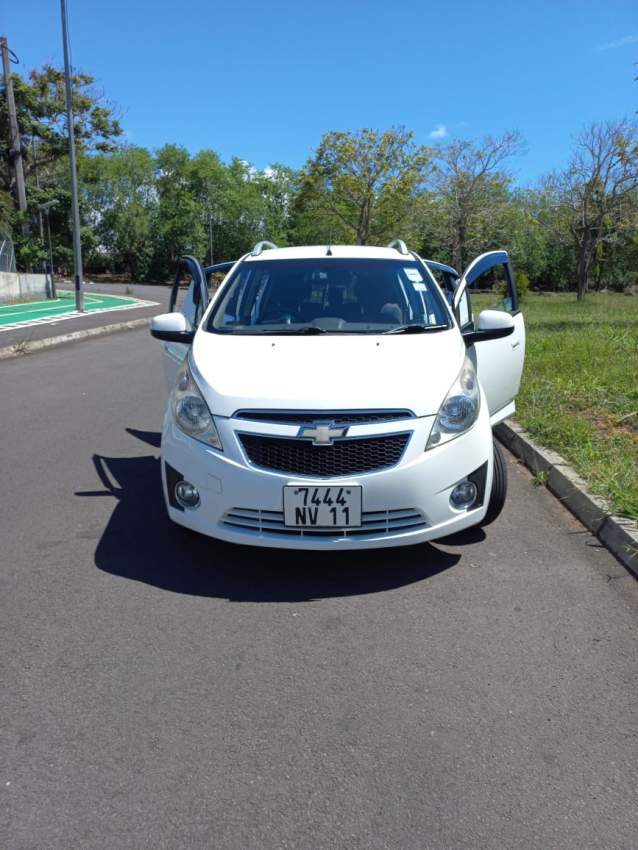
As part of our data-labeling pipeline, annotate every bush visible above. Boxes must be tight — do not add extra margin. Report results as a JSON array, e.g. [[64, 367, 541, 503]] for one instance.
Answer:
[[599, 266, 634, 293], [514, 269, 530, 300], [499, 268, 529, 302]]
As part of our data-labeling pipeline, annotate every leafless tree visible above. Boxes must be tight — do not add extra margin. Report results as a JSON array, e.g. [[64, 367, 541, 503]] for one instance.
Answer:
[[555, 119, 638, 299], [429, 131, 524, 270]]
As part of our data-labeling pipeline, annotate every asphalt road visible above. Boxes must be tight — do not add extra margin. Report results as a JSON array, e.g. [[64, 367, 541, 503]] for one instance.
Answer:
[[2, 329, 637, 850]]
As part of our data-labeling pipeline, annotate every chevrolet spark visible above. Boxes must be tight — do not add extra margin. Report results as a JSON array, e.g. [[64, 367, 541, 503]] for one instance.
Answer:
[[150, 240, 525, 549]]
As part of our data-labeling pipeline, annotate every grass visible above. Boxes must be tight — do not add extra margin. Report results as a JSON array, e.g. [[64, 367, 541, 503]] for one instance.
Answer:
[[474, 291, 638, 520], [11, 340, 29, 355]]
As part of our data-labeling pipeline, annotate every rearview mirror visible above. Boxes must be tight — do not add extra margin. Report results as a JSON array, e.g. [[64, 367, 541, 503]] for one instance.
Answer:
[[462, 309, 514, 346], [150, 312, 195, 344]]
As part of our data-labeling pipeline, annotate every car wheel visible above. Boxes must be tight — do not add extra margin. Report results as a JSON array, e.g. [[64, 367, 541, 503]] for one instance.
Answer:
[[481, 440, 508, 526]]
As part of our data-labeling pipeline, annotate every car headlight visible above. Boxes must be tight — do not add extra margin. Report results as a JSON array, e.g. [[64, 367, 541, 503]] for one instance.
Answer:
[[171, 361, 223, 450], [426, 355, 480, 450]]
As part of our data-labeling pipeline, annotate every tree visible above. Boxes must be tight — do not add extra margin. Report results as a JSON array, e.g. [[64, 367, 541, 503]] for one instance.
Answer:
[[149, 145, 206, 278], [0, 65, 122, 269], [427, 131, 524, 270], [495, 186, 573, 290], [0, 189, 12, 232], [1, 64, 121, 171], [293, 127, 430, 245], [189, 149, 229, 263], [254, 163, 296, 247], [82, 146, 157, 279], [201, 158, 296, 262], [552, 119, 638, 299]]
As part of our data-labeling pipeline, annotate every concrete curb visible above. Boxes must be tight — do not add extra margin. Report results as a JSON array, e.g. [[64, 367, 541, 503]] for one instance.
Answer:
[[495, 419, 638, 579], [0, 316, 151, 360]]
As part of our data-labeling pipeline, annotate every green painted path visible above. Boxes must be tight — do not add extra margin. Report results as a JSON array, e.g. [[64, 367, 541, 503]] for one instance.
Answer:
[[0, 290, 157, 331]]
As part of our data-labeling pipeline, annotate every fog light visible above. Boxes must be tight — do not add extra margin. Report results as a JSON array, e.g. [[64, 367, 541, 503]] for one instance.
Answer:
[[175, 480, 200, 509], [450, 480, 478, 509]]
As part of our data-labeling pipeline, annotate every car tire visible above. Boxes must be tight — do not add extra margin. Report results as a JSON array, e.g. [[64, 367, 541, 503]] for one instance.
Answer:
[[481, 439, 508, 526]]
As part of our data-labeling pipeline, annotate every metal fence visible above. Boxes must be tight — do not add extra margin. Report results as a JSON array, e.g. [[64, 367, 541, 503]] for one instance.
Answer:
[[0, 233, 16, 273]]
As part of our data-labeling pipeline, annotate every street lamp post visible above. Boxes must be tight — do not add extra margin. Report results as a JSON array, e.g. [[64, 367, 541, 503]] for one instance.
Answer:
[[37, 199, 58, 299]]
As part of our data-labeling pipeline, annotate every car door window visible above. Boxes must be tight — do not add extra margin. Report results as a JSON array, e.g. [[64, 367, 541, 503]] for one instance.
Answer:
[[469, 262, 518, 316], [473, 269, 509, 313], [169, 256, 209, 328], [456, 287, 472, 329], [171, 272, 200, 326], [454, 252, 519, 331]]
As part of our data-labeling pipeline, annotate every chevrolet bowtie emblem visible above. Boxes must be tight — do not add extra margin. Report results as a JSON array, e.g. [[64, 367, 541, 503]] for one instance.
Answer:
[[298, 422, 348, 445]]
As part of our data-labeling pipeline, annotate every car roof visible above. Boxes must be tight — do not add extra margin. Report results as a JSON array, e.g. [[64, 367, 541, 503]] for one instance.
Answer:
[[243, 245, 415, 262]]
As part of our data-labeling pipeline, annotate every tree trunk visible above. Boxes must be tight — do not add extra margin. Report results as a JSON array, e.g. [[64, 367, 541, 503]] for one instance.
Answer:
[[576, 239, 591, 301], [455, 208, 468, 271], [357, 196, 372, 244], [451, 224, 463, 272]]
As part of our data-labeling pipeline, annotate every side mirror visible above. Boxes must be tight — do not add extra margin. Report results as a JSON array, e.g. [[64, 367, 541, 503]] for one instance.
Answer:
[[462, 309, 514, 346], [150, 312, 195, 344]]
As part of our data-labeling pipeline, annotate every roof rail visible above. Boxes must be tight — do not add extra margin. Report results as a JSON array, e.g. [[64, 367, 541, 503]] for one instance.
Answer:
[[386, 238, 409, 255], [251, 240, 278, 257]]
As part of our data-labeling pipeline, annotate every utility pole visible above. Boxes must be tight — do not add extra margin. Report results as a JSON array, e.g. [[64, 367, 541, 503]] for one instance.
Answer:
[[60, 0, 83, 311], [1, 36, 28, 227]]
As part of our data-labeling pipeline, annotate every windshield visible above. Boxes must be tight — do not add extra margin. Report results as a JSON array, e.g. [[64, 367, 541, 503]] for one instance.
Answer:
[[206, 258, 451, 335]]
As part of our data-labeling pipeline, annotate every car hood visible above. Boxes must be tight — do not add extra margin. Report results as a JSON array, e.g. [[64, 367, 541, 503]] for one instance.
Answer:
[[190, 329, 466, 418]]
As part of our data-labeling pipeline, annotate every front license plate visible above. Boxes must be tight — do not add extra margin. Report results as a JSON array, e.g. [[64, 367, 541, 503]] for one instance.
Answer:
[[283, 485, 362, 528]]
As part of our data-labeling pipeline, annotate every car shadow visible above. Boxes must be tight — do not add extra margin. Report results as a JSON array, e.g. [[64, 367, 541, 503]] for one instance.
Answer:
[[125, 427, 162, 448], [76, 431, 463, 602], [437, 526, 486, 545]]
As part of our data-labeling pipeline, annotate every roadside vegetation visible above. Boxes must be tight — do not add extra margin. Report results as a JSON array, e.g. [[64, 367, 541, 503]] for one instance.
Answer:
[[2, 64, 637, 300], [475, 291, 638, 520]]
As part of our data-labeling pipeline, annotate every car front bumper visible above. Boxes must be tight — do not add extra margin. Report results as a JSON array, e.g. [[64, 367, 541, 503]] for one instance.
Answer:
[[160, 408, 494, 550]]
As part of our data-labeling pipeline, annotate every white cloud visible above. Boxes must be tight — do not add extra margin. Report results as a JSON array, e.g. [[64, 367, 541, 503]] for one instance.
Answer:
[[429, 124, 448, 139], [598, 34, 638, 51]]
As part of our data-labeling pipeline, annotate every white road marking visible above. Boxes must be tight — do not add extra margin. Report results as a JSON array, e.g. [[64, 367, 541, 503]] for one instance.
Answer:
[[0, 295, 105, 318], [0, 294, 159, 333]]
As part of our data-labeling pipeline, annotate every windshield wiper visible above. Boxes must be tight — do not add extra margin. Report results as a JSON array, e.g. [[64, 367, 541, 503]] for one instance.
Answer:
[[383, 323, 448, 335], [272, 326, 327, 335]]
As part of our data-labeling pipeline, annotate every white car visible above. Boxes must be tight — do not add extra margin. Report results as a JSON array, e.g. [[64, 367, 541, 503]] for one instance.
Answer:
[[150, 240, 525, 549]]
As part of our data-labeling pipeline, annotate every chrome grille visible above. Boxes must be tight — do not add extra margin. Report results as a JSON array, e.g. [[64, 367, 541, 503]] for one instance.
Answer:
[[222, 507, 427, 538], [234, 409, 414, 426], [239, 433, 410, 477]]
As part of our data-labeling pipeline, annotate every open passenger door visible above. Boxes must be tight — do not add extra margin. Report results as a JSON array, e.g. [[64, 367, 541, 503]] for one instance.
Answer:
[[159, 255, 209, 388], [453, 251, 526, 425]]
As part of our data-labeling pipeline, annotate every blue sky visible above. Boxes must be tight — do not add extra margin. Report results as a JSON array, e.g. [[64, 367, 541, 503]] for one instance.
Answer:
[[6, 0, 638, 183]]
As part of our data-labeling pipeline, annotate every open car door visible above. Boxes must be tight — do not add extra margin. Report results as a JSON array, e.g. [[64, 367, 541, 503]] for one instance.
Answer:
[[160, 255, 209, 389], [424, 259, 459, 304], [453, 251, 526, 425]]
